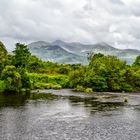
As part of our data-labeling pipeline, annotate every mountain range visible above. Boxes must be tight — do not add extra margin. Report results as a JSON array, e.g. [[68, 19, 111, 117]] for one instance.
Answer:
[[28, 40, 140, 64]]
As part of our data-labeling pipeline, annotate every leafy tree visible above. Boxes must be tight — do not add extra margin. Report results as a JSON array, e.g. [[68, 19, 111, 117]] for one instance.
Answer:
[[57, 65, 70, 74], [0, 41, 8, 75], [88, 53, 104, 65], [28, 55, 44, 73], [6, 54, 14, 66], [1, 66, 22, 92], [69, 68, 86, 88], [70, 53, 132, 92], [84, 69, 108, 91], [17, 67, 31, 89], [124, 66, 140, 91], [133, 55, 140, 66], [13, 43, 31, 68], [88, 54, 127, 91]]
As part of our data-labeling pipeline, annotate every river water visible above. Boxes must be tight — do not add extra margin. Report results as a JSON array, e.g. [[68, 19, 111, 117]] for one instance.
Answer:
[[0, 89, 140, 140]]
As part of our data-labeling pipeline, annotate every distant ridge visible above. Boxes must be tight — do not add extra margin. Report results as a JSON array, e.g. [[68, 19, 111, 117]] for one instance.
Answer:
[[28, 40, 140, 64]]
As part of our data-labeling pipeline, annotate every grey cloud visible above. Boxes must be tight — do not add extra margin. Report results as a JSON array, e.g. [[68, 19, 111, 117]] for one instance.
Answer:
[[0, 0, 140, 51]]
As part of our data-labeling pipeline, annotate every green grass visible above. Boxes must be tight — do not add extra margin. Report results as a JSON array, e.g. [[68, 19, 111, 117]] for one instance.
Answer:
[[34, 83, 62, 89], [48, 74, 70, 88], [28, 73, 70, 89], [27, 73, 48, 83]]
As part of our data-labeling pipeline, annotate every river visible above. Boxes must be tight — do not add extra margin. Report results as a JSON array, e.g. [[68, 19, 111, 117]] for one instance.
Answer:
[[0, 89, 140, 140]]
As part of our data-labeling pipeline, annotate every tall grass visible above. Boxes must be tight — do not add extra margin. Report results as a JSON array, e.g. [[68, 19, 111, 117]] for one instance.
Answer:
[[28, 73, 70, 89]]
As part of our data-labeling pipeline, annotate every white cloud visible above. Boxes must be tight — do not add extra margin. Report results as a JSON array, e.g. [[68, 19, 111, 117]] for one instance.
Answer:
[[0, 0, 140, 51]]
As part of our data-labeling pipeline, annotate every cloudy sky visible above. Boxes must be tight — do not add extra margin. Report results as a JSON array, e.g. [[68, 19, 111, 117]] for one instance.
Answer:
[[0, 0, 140, 51]]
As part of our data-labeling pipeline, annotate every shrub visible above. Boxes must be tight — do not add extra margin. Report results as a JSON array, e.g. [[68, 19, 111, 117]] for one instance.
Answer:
[[28, 73, 48, 83], [28, 73, 70, 89], [84, 88, 93, 93], [48, 75, 70, 88], [17, 67, 31, 89], [0, 80, 6, 91], [34, 82, 62, 89], [74, 85, 85, 92], [1, 66, 22, 92]]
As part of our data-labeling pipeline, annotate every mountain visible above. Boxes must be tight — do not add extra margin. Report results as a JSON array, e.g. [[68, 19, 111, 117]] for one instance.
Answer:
[[28, 41, 87, 64], [28, 40, 140, 64]]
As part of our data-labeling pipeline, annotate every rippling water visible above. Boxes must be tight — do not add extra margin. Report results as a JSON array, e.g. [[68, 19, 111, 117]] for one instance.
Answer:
[[0, 89, 140, 140]]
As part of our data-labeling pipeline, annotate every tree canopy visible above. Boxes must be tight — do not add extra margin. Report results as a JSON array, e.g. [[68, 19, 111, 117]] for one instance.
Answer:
[[0, 41, 8, 74], [13, 43, 31, 68]]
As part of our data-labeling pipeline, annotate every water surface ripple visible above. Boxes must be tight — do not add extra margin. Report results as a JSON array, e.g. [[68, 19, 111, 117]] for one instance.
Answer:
[[0, 89, 140, 140]]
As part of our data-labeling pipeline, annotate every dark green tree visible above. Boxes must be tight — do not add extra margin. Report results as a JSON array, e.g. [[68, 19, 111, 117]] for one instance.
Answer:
[[17, 67, 31, 89], [124, 66, 140, 91], [28, 55, 44, 73], [13, 43, 31, 68], [69, 68, 86, 88], [133, 55, 140, 66], [0, 41, 8, 75]]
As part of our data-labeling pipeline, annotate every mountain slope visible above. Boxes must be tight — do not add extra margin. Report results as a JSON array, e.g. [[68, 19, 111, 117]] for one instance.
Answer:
[[28, 41, 140, 64], [28, 41, 87, 64]]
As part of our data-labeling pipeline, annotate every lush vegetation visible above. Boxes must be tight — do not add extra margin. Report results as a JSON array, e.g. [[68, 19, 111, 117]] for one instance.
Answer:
[[70, 54, 140, 92], [0, 41, 140, 93]]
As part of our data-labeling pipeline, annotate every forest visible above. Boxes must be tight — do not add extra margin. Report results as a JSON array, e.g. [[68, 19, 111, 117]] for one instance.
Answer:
[[0, 41, 140, 93]]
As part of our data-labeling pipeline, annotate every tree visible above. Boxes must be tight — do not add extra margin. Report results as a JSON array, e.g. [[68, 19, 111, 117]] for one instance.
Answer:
[[69, 68, 86, 88], [88, 54, 127, 91], [133, 55, 140, 66], [13, 43, 31, 68], [27, 55, 44, 73], [0, 41, 8, 75], [124, 66, 140, 91], [17, 67, 31, 89], [84, 69, 108, 91], [88, 53, 104, 65], [6, 54, 14, 66], [1, 66, 22, 92]]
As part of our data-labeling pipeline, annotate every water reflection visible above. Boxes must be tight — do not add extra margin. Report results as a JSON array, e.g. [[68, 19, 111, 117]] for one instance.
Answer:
[[0, 91, 125, 111], [0, 90, 140, 140], [68, 96, 124, 112], [0, 93, 30, 107]]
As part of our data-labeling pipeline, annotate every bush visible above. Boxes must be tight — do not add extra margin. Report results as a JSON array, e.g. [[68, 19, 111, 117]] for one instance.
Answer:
[[28, 73, 70, 89], [28, 73, 48, 83], [74, 85, 85, 92], [0, 80, 6, 91], [17, 67, 31, 89], [48, 75, 70, 88], [74, 86, 93, 93], [34, 82, 62, 89], [84, 88, 93, 93], [1, 66, 22, 92], [69, 68, 85, 88]]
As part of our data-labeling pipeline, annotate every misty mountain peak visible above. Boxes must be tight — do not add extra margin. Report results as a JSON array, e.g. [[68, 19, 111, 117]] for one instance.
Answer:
[[28, 41, 49, 48], [28, 40, 140, 64]]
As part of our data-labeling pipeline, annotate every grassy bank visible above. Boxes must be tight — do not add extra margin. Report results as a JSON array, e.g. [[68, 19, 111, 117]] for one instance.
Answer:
[[28, 73, 70, 90]]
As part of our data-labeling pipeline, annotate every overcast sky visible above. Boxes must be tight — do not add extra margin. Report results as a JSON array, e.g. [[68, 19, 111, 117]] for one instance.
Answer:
[[0, 0, 140, 51]]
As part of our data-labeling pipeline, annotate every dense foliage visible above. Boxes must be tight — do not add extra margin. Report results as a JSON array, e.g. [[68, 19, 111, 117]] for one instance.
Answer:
[[1, 66, 22, 92], [13, 43, 31, 68], [0, 43, 31, 92], [0, 41, 140, 93], [69, 53, 140, 92], [0, 41, 8, 75]]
